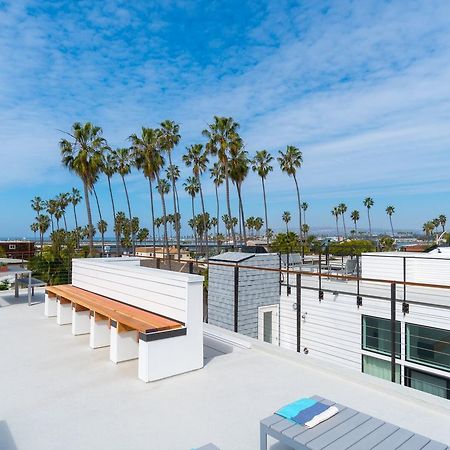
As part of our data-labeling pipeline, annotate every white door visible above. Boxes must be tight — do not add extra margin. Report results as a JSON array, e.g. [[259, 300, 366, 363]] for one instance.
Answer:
[[258, 305, 279, 345]]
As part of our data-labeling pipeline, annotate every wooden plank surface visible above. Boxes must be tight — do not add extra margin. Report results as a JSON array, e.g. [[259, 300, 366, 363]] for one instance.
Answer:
[[46, 285, 183, 332]]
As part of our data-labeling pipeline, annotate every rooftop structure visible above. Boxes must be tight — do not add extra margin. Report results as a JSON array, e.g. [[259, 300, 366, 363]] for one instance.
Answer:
[[1, 289, 450, 449]]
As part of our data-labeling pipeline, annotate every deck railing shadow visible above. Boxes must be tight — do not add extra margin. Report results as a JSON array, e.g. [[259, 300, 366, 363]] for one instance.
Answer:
[[0, 421, 18, 450]]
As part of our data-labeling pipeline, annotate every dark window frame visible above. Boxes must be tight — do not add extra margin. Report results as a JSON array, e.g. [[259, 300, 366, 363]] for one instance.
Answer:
[[361, 315, 401, 358], [404, 366, 450, 400]]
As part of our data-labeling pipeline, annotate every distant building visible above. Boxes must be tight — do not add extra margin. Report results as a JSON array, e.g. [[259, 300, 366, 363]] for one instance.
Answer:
[[0, 241, 35, 259], [134, 246, 191, 260]]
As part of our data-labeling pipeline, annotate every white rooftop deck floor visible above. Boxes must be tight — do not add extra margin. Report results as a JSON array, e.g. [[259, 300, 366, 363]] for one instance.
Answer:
[[1, 289, 449, 450]]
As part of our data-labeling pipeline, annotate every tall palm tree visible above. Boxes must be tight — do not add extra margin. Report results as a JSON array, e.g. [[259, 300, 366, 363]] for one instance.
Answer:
[[423, 221, 434, 240], [31, 196, 44, 219], [282, 211, 291, 233], [56, 192, 70, 231], [254, 217, 264, 237], [251, 150, 273, 244], [37, 214, 50, 255], [184, 144, 209, 256], [45, 199, 58, 233], [166, 164, 181, 216], [229, 142, 250, 245], [278, 145, 303, 239], [60, 122, 105, 255], [385, 206, 395, 237], [156, 178, 171, 259], [130, 128, 162, 259], [137, 228, 149, 245], [210, 162, 225, 250], [338, 203, 347, 238], [332, 207, 340, 238], [438, 214, 447, 233], [97, 219, 107, 255], [160, 120, 181, 260], [70, 188, 82, 229], [30, 222, 39, 241], [203, 116, 241, 249], [350, 210, 360, 234], [301, 202, 308, 230], [363, 197, 374, 236], [302, 223, 310, 237], [183, 176, 200, 259], [102, 150, 121, 255]]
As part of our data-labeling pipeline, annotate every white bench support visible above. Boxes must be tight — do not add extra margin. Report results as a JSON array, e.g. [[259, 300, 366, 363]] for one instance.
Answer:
[[110, 322, 139, 363], [71, 305, 90, 335], [56, 299, 72, 325], [89, 312, 110, 349], [44, 293, 57, 317]]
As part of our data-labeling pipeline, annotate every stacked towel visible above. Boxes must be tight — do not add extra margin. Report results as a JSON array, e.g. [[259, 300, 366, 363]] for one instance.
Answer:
[[275, 398, 339, 429]]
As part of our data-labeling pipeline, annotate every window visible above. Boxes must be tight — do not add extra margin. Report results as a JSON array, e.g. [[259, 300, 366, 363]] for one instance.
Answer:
[[263, 311, 272, 343], [8, 244, 16, 250], [406, 324, 450, 372], [405, 367, 450, 399], [362, 316, 400, 357], [362, 355, 400, 383]]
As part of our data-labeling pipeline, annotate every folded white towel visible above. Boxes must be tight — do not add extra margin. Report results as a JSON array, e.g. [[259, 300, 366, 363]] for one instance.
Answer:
[[305, 406, 339, 428]]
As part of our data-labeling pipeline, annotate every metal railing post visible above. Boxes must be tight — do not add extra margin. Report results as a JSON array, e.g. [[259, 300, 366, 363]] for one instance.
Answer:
[[156, 258, 161, 269], [278, 253, 282, 296], [296, 273, 301, 353], [390, 282, 396, 383], [318, 253, 323, 301], [234, 265, 239, 333], [356, 255, 362, 307], [189, 261, 194, 274], [286, 252, 291, 295]]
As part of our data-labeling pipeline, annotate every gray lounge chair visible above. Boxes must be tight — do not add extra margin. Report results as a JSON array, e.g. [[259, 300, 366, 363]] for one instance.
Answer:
[[260, 395, 448, 449]]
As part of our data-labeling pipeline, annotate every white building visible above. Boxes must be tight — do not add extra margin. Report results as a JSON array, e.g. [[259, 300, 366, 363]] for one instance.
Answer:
[[258, 252, 450, 400]]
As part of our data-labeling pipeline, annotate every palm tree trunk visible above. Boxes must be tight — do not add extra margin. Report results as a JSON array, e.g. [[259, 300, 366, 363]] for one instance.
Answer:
[[121, 174, 135, 254], [167, 152, 181, 261], [73, 204, 78, 229], [286, 222, 289, 233], [148, 178, 156, 260], [92, 186, 103, 256], [342, 215, 347, 238], [390, 216, 394, 237], [293, 174, 302, 240], [354, 221, 358, 234], [191, 196, 198, 263], [107, 176, 120, 256], [215, 184, 220, 252], [367, 209, 372, 236], [198, 178, 209, 260], [101, 232, 105, 255], [50, 215, 54, 233], [224, 167, 236, 249], [156, 173, 170, 265], [40, 231, 44, 256], [262, 178, 269, 244], [82, 181, 94, 256], [63, 213, 68, 232], [336, 218, 339, 239], [236, 184, 246, 244]]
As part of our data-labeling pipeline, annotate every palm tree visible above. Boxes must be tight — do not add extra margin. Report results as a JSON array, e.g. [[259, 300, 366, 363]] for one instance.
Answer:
[[56, 192, 70, 231], [31, 196, 44, 219], [302, 224, 310, 237], [130, 127, 162, 259], [60, 122, 105, 255], [350, 210, 360, 234], [282, 211, 291, 233], [184, 176, 200, 258], [254, 217, 264, 237], [332, 207, 340, 238], [97, 219, 107, 255], [30, 222, 39, 241], [210, 162, 225, 251], [439, 214, 447, 233], [37, 214, 50, 255], [157, 178, 171, 258], [137, 228, 149, 245], [229, 142, 250, 245], [45, 199, 58, 233], [423, 221, 434, 240], [338, 203, 347, 237], [203, 116, 241, 249], [278, 145, 303, 239], [183, 144, 209, 257], [166, 164, 181, 215], [70, 188, 82, 230], [101, 151, 121, 255], [386, 206, 395, 237], [54, 199, 63, 230], [160, 120, 181, 260], [154, 217, 162, 244], [246, 216, 255, 237], [363, 197, 374, 236], [301, 202, 308, 230], [251, 150, 273, 244]]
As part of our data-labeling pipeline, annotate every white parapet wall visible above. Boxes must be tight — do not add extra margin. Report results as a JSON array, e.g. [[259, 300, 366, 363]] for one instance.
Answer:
[[71, 257, 204, 382]]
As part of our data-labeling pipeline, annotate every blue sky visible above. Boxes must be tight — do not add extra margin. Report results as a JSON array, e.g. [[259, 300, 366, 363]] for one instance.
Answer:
[[1, 0, 450, 237]]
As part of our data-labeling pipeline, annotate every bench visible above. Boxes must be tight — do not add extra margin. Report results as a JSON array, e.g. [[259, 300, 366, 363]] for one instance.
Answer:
[[44, 257, 204, 382], [260, 395, 449, 450]]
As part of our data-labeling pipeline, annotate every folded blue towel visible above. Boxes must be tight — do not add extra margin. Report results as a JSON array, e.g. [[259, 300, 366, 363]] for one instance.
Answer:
[[292, 402, 330, 425], [276, 398, 317, 420]]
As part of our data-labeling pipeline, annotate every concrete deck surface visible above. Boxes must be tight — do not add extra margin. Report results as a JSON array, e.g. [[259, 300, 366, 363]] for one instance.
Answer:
[[0, 289, 449, 450]]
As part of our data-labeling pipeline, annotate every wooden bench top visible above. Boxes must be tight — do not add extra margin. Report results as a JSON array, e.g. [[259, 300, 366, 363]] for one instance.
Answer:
[[46, 285, 183, 333]]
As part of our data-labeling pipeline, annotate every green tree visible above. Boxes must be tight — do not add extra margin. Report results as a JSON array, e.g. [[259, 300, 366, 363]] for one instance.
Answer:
[[301, 202, 308, 230], [37, 214, 50, 255], [385, 205, 395, 237], [97, 219, 107, 255], [350, 210, 360, 234], [45, 199, 58, 233], [30, 222, 39, 241], [60, 122, 105, 255], [379, 235, 396, 251], [31, 196, 44, 219], [183, 144, 209, 257], [302, 223, 310, 237], [70, 188, 82, 230], [203, 116, 240, 249], [251, 150, 273, 244], [423, 221, 434, 240], [271, 232, 301, 254], [160, 120, 181, 260], [438, 214, 447, 233], [137, 228, 149, 245], [329, 239, 375, 256], [363, 197, 374, 236], [278, 145, 303, 239], [56, 192, 70, 231], [282, 211, 291, 233]]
